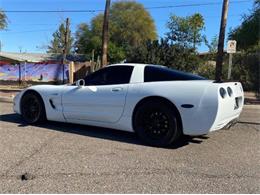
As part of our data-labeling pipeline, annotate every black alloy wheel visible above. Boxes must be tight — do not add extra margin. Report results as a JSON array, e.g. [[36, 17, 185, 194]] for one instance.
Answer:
[[134, 100, 181, 147], [21, 91, 46, 124]]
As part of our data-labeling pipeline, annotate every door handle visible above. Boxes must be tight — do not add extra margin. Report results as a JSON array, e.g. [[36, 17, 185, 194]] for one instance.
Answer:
[[112, 87, 123, 92]]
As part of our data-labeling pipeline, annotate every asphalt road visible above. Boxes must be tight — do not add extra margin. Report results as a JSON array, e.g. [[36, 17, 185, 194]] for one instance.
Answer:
[[0, 102, 259, 193]]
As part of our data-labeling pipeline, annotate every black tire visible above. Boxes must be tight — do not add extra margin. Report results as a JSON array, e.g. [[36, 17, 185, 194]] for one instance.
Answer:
[[21, 91, 46, 124], [134, 100, 181, 147]]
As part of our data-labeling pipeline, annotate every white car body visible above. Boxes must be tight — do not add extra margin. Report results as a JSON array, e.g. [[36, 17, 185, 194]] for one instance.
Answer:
[[13, 64, 244, 136]]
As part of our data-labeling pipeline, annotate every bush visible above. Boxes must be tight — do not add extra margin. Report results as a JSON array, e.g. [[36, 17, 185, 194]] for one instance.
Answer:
[[231, 51, 260, 93]]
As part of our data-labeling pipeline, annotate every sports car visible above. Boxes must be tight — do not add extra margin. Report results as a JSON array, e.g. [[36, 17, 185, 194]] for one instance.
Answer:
[[13, 64, 244, 146]]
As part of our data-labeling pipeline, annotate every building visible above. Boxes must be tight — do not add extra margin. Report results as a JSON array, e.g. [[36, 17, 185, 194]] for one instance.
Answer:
[[0, 51, 90, 83]]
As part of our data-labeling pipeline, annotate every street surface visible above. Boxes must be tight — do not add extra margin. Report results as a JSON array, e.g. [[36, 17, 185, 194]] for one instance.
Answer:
[[0, 102, 259, 193]]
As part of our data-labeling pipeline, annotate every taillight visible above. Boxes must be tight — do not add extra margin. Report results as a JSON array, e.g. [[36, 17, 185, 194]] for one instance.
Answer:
[[219, 87, 227, 98], [227, 87, 233, 97]]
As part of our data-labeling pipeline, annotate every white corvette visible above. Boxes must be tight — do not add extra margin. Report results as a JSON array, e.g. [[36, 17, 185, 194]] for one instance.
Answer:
[[13, 64, 244, 146]]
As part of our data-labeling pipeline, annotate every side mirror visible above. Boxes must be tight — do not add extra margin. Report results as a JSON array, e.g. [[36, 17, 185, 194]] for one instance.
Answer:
[[76, 79, 85, 87]]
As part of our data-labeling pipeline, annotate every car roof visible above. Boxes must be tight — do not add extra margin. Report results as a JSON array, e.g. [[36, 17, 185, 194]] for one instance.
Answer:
[[108, 63, 166, 68], [108, 63, 147, 67]]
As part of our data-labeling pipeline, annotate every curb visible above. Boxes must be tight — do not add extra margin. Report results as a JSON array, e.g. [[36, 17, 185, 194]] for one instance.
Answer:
[[0, 89, 22, 92], [0, 96, 13, 103], [244, 104, 260, 109]]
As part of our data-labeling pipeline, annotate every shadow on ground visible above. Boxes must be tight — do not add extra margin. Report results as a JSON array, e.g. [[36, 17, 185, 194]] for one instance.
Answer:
[[0, 113, 209, 149], [238, 121, 260, 125]]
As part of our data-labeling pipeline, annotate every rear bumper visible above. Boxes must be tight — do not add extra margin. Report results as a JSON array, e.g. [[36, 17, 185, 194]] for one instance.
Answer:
[[222, 118, 239, 130], [210, 114, 240, 132]]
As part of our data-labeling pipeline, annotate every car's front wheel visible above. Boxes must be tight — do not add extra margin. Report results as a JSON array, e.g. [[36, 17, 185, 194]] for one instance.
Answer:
[[134, 100, 182, 147], [21, 91, 46, 124]]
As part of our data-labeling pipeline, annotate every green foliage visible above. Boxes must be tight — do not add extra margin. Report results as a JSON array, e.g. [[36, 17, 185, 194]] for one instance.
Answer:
[[229, 0, 260, 50], [127, 39, 202, 73], [204, 35, 218, 53], [227, 0, 260, 93], [74, 14, 103, 58], [109, 1, 157, 47], [74, 23, 92, 54], [197, 35, 219, 79], [127, 12, 207, 76], [166, 13, 205, 50], [74, 1, 157, 63], [47, 22, 73, 54], [231, 51, 260, 93], [108, 42, 126, 63], [189, 13, 205, 49], [196, 63, 216, 80], [0, 9, 7, 30]]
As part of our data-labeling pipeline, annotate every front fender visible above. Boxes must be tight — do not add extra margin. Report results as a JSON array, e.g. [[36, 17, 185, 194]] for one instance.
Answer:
[[14, 85, 66, 122]]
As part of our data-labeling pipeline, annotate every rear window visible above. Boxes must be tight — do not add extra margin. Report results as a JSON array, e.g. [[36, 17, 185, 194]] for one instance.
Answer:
[[144, 65, 206, 82]]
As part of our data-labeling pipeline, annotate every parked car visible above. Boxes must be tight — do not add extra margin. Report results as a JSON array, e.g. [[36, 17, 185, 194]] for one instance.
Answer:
[[13, 64, 244, 147]]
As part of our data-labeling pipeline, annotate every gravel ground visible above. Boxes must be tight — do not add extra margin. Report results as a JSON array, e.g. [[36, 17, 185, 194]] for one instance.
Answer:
[[0, 102, 259, 193]]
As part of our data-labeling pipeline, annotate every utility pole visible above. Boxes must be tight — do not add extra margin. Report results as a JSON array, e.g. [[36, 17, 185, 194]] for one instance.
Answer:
[[19, 46, 23, 53], [215, 0, 229, 81], [62, 17, 70, 84], [101, 0, 111, 67]]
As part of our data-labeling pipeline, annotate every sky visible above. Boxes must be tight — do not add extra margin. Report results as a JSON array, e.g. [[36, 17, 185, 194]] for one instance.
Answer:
[[0, 0, 254, 53]]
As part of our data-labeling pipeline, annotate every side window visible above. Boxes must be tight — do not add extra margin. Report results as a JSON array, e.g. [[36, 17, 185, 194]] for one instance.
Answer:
[[144, 66, 173, 82], [84, 66, 134, 86], [144, 66, 206, 82], [106, 66, 134, 85], [84, 68, 108, 86]]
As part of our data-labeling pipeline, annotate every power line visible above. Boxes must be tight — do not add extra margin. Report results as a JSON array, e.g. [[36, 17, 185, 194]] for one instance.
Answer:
[[0, 29, 54, 34], [4, 9, 102, 13], [145, 0, 251, 10], [9, 14, 244, 27], [11, 23, 58, 26], [9, 23, 79, 26], [0, 13, 245, 35], [156, 14, 245, 22], [3, 0, 252, 13]]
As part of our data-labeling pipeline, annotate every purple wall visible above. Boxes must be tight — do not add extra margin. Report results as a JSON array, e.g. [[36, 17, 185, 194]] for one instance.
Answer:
[[0, 63, 69, 81]]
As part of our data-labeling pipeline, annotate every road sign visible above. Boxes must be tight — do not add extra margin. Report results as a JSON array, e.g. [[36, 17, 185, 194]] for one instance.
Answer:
[[227, 40, 237, 53], [227, 40, 236, 79]]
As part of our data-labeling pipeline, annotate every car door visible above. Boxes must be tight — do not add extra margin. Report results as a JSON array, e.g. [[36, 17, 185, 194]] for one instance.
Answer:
[[62, 65, 134, 123]]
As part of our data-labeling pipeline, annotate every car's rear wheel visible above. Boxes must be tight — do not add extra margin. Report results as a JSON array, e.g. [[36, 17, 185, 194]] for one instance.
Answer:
[[134, 100, 181, 147], [21, 91, 46, 124]]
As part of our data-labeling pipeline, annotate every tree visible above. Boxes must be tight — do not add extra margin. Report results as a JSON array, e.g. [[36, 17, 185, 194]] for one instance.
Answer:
[[74, 23, 93, 54], [109, 1, 157, 47], [189, 13, 205, 50], [166, 13, 205, 50], [228, 0, 260, 94], [204, 35, 218, 53], [229, 0, 260, 50], [127, 38, 201, 73], [0, 9, 7, 30], [74, 1, 157, 63], [47, 22, 73, 54], [74, 16, 103, 59]]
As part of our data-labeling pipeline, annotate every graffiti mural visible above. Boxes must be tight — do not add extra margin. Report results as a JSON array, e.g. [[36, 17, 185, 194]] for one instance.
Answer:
[[0, 64, 19, 81], [0, 63, 69, 81]]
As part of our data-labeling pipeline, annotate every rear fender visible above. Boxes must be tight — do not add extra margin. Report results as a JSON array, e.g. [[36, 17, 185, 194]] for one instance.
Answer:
[[182, 84, 219, 135]]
